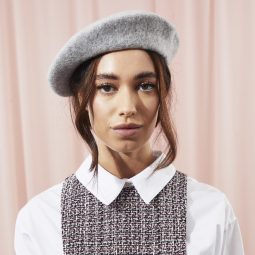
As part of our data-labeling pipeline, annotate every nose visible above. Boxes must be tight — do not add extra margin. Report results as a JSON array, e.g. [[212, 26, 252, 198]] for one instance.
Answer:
[[118, 88, 137, 117]]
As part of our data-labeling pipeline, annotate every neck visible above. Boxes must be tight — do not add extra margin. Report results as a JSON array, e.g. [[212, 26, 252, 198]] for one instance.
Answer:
[[97, 144, 157, 179]]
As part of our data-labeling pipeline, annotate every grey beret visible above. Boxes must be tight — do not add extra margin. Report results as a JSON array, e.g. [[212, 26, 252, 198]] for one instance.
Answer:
[[48, 10, 179, 97]]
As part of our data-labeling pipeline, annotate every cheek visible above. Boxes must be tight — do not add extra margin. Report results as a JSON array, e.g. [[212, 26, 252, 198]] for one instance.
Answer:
[[90, 97, 109, 130], [144, 96, 159, 117], [93, 98, 105, 116]]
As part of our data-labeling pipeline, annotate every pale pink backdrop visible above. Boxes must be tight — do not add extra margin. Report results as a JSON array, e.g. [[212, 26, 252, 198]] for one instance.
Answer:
[[1, 0, 254, 254]]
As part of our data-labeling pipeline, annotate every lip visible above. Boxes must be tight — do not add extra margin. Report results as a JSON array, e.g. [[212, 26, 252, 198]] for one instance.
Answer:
[[112, 123, 142, 129], [113, 127, 141, 137]]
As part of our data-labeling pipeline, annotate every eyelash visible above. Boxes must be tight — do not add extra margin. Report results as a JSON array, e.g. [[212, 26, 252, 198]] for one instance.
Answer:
[[96, 82, 157, 94]]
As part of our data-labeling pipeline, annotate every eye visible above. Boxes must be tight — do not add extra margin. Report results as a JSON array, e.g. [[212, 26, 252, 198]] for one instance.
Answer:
[[96, 82, 157, 95], [138, 82, 156, 92], [96, 84, 115, 94]]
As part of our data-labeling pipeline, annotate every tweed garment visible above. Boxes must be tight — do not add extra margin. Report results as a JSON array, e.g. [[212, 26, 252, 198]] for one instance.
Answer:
[[61, 170, 187, 254]]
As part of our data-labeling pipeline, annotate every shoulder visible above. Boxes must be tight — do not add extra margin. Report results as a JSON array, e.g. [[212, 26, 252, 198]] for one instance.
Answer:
[[187, 175, 225, 198], [186, 175, 237, 226], [15, 182, 64, 253], [185, 175, 244, 253], [16, 181, 63, 231], [20, 181, 63, 212]]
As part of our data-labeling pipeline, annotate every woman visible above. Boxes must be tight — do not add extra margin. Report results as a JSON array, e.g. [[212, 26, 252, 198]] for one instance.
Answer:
[[15, 10, 244, 254]]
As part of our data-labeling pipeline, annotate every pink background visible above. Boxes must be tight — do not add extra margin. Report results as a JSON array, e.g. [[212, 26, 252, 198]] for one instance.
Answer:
[[1, 0, 254, 254]]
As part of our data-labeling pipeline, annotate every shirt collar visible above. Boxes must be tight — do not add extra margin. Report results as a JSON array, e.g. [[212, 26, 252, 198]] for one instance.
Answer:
[[75, 150, 176, 205]]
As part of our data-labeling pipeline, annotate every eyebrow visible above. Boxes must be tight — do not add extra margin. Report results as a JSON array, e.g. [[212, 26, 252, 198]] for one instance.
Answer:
[[95, 71, 157, 81]]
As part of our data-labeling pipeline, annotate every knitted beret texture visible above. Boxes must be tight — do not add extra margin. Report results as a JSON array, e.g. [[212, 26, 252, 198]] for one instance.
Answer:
[[48, 10, 179, 97]]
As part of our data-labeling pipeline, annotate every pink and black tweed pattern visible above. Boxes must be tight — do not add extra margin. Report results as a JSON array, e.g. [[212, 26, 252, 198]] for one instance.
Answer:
[[61, 170, 187, 254]]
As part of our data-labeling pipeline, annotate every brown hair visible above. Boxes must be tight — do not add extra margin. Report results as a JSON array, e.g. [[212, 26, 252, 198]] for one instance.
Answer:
[[68, 49, 178, 182]]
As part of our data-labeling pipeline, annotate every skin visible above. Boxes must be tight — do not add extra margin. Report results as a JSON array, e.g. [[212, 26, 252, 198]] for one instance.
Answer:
[[87, 49, 160, 179]]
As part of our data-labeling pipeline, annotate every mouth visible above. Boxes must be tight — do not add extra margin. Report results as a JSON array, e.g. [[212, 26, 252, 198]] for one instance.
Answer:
[[112, 123, 142, 129], [112, 127, 142, 137]]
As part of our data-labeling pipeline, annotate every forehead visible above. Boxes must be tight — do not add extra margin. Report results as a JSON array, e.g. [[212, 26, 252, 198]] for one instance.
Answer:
[[96, 49, 156, 77]]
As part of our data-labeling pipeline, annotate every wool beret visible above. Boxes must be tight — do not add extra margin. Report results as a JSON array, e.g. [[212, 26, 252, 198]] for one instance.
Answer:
[[48, 10, 179, 97]]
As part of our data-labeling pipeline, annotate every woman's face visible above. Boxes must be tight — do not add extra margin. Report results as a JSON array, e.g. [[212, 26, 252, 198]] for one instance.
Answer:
[[87, 49, 159, 154]]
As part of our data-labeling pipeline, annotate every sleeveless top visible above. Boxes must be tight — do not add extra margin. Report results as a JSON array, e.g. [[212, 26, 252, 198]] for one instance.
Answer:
[[61, 170, 187, 254]]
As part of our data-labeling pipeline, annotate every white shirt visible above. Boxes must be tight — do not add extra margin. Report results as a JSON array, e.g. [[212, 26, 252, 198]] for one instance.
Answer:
[[14, 151, 244, 255]]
